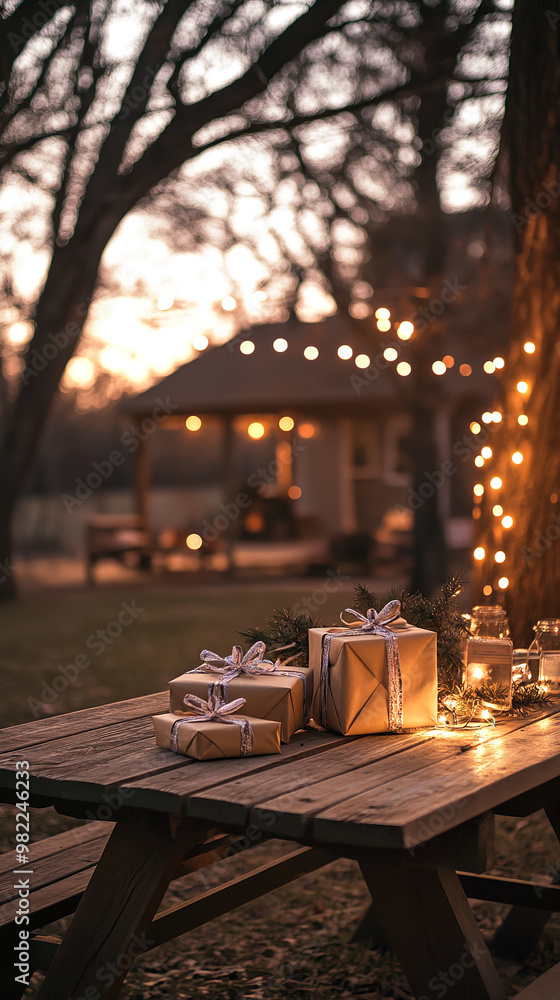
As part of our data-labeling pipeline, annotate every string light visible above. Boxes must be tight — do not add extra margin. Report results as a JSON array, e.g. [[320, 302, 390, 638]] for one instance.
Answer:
[[524, 341, 536, 353], [517, 380, 529, 394], [483, 585, 493, 596], [498, 576, 509, 589], [279, 416, 294, 431], [337, 345, 353, 360], [483, 361, 496, 374], [474, 484, 484, 497], [443, 355, 455, 368], [492, 504, 503, 516], [490, 476, 502, 489], [481, 446, 492, 459], [375, 307, 390, 320], [396, 361, 411, 376], [355, 354, 370, 368], [473, 507, 481, 519], [492, 411, 502, 422], [192, 335, 208, 351], [397, 321, 414, 340], [185, 415, 202, 432], [474, 546, 485, 560], [304, 346, 319, 360], [298, 423, 316, 439], [460, 364, 472, 376], [156, 294, 174, 311], [377, 319, 392, 332], [493, 357, 505, 369], [470, 421, 481, 434], [221, 296, 237, 311], [495, 550, 506, 563], [240, 340, 255, 355], [383, 347, 398, 361], [551, 493, 559, 503], [482, 412, 492, 423], [432, 361, 446, 375], [273, 338, 288, 353], [248, 421, 266, 439], [475, 456, 484, 467], [512, 451, 524, 464], [502, 515, 514, 528], [186, 533, 203, 550], [288, 486, 302, 499], [518, 414, 529, 426]]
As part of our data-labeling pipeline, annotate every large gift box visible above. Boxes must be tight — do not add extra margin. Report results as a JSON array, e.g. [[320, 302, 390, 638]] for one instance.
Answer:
[[168, 642, 311, 743], [153, 694, 281, 760], [309, 602, 437, 735]]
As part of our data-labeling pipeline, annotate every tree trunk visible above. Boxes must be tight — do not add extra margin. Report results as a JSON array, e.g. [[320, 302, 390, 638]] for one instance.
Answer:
[[474, 0, 560, 644]]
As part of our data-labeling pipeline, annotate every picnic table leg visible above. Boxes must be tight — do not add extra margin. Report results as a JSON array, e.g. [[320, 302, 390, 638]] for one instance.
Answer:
[[36, 811, 209, 1000], [360, 858, 505, 1000]]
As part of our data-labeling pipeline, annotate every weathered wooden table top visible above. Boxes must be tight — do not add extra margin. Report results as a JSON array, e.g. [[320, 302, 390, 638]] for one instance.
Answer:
[[1, 693, 560, 850]]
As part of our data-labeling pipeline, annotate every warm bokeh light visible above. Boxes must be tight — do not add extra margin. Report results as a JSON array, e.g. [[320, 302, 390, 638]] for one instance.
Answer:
[[459, 364, 472, 376], [474, 546, 485, 560], [483, 585, 493, 596], [240, 340, 255, 355], [252, 290, 267, 303], [221, 295, 237, 311], [473, 484, 484, 497], [492, 504, 504, 516], [383, 347, 398, 361], [396, 361, 411, 377], [473, 507, 481, 519], [304, 345, 319, 360], [397, 321, 414, 340], [337, 344, 353, 360], [349, 301, 371, 319], [298, 422, 316, 439], [8, 320, 33, 344], [65, 356, 96, 387], [482, 411, 492, 423], [156, 294, 174, 311], [192, 335, 208, 351], [288, 486, 302, 500], [481, 446, 492, 459], [498, 576, 509, 589], [492, 411, 502, 422], [432, 361, 446, 375], [376, 319, 392, 332], [502, 515, 514, 528], [518, 414, 529, 426], [490, 476, 503, 489], [355, 354, 370, 369], [495, 550, 506, 563], [375, 307, 390, 320], [493, 357, 505, 369], [248, 421, 265, 439], [273, 338, 288, 353], [470, 421, 481, 434], [186, 533, 202, 550], [475, 456, 484, 468], [278, 416, 294, 432], [512, 451, 524, 464], [483, 360, 496, 374], [517, 380, 529, 394], [524, 341, 536, 354], [551, 493, 559, 503], [185, 415, 202, 432], [443, 355, 455, 368]]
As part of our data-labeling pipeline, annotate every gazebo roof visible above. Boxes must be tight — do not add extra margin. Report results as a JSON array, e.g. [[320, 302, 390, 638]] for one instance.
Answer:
[[124, 316, 392, 417], [122, 313, 490, 417]]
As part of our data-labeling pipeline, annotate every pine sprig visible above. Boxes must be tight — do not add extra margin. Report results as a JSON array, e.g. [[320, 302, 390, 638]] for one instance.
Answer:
[[239, 607, 320, 668]]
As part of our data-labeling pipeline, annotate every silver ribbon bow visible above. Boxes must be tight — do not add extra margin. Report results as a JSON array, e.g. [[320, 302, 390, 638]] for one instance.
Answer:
[[319, 600, 404, 733], [191, 641, 310, 723], [170, 691, 254, 756]]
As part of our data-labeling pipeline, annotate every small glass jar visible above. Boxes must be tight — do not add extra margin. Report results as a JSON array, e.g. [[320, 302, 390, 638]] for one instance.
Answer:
[[463, 605, 513, 709], [529, 620, 560, 691]]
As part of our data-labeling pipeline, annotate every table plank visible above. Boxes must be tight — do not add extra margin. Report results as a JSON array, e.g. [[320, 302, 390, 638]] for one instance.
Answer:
[[312, 712, 560, 849], [0, 692, 168, 753]]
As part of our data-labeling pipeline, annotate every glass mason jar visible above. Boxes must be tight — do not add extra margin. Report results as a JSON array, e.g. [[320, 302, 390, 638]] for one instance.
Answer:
[[528, 620, 560, 691], [463, 606, 513, 709]]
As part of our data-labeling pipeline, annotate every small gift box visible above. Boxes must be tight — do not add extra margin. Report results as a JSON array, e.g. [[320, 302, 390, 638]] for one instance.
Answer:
[[153, 693, 281, 760], [168, 642, 311, 743], [309, 601, 437, 735]]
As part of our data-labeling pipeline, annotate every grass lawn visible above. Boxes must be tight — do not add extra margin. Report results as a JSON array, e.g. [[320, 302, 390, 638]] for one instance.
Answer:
[[1, 580, 560, 998]]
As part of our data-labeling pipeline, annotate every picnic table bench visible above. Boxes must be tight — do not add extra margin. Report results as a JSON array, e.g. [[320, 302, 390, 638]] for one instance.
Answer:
[[2, 693, 560, 999]]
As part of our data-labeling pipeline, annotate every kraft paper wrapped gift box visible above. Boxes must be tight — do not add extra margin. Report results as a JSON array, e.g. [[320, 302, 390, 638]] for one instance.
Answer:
[[153, 712, 281, 760], [168, 643, 311, 743], [309, 612, 437, 735]]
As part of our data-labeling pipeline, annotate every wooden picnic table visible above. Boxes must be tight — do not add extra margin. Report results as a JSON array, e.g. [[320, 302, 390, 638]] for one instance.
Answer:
[[2, 693, 560, 999]]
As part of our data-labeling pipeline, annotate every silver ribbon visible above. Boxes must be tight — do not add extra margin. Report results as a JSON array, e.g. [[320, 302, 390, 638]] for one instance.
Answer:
[[319, 600, 404, 733], [169, 692, 254, 756], [191, 641, 311, 722]]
